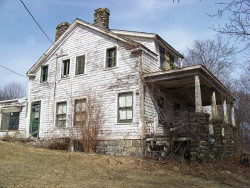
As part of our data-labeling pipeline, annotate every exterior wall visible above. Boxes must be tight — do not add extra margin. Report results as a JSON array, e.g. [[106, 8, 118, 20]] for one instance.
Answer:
[[27, 25, 142, 140]]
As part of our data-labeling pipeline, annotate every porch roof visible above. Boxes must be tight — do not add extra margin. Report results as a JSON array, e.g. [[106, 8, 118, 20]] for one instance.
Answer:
[[143, 65, 236, 106]]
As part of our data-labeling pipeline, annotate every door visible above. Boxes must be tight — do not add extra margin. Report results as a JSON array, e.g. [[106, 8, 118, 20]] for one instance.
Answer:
[[30, 101, 41, 137]]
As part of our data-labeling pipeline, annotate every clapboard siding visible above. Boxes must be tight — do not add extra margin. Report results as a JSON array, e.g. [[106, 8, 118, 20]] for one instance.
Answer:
[[28, 25, 142, 140]]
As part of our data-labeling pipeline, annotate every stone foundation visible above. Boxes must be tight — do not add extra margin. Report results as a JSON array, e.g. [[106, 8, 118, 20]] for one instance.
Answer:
[[96, 139, 146, 157], [189, 112, 210, 162]]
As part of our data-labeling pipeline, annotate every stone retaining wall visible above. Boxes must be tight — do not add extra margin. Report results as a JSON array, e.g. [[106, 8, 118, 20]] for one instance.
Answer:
[[96, 139, 146, 157]]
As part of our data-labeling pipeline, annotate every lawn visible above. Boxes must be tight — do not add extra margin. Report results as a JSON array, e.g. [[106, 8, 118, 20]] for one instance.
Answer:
[[0, 140, 249, 188]]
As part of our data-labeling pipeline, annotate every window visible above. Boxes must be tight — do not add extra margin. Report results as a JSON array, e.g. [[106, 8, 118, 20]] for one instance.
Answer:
[[159, 46, 166, 69], [0, 112, 19, 130], [106, 47, 117, 68], [62, 59, 70, 77], [158, 97, 165, 125], [56, 102, 67, 127], [170, 55, 175, 67], [174, 102, 180, 115], [118, 92, 133, 123], [75, 55, 85, 75], [74, 99, 86, 127], [40, 65, 48, 82]]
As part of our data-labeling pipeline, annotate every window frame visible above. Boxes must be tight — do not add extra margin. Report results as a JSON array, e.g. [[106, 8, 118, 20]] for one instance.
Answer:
[[75, 55, 85, 75], [159, 45, 166, 69], [56, 101, 67, 128], [106, 47, 117, 68], [40, 65, 48, 82], [117, 92, 133, 123], [62, 59, 70, 78], [74, 99, 86, 127]]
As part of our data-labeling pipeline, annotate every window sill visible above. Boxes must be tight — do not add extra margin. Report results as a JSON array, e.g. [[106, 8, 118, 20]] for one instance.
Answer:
[[115, 122, 134, 125], [104, 66, 118, 71], [74, 73, 85, 78], [61, 76, 70, 80], [40, 81, 49, 85]]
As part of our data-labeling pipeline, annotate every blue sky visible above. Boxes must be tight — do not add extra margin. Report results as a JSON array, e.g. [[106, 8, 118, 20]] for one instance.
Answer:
[[0, 0, 237, 89]]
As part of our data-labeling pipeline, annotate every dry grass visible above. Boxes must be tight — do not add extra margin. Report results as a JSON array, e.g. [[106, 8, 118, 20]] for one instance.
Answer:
[[0, 140, 249, 188]]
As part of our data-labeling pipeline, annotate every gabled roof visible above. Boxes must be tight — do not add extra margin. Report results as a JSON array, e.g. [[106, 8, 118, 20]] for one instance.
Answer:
[[27, 19, 146, 76], [111, 29, 184, 58]]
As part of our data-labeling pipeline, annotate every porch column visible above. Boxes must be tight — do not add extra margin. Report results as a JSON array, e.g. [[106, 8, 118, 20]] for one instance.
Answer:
[[223, 99, 228, 123], [231, 104, 236, 126], [195, 75, 202, 112], [211, 91, 218, 119]]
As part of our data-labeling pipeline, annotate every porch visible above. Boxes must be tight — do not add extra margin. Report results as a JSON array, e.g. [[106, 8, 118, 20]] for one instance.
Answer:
[[143, 65, 236, 161]]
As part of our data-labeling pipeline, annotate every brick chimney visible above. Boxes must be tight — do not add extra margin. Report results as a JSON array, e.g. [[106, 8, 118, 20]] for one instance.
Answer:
[[55, 22, 70, 41], [94, 8, 110, 29]]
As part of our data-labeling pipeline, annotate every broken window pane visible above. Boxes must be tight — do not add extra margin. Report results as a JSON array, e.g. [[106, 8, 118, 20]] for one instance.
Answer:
[[62, 59, 70, 77]]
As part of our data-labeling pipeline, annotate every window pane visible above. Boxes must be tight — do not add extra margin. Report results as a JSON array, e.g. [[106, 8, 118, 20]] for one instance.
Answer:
[[119, 94, 126, 107], [119, 109, 127, 120], [126, 94, 132, 107], [127, 109, 133, 120]]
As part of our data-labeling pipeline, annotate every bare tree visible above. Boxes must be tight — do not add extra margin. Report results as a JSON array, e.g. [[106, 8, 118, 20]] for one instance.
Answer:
[[183, 36, 236, 84], [210, 0, 250, 52], [234, 62, 250, 152], [0, 82, 26, 101]]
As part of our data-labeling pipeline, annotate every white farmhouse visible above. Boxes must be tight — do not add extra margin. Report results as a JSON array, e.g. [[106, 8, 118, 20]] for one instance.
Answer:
[[1, 8, 237, 160]]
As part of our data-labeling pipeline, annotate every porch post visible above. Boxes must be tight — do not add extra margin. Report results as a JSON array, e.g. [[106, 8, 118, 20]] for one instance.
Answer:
[[223, 99, 228, 123], [211, 91, 218, 119], [231, 104, 236, 126], [195, 75, 202, 112]]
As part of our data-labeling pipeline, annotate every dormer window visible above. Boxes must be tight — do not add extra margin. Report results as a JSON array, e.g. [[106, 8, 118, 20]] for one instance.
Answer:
[[62, 59, 70, 77], [106, 47, 117, 68], [40, 65, 48, 82], [159, 46, 166, 69]]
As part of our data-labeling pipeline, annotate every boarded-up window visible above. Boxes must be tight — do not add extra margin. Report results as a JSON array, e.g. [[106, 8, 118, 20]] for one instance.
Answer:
[[118, 92, 133, 123], [75, 55, 85, 75], [160, 46, 166, 69], [74, 99, 86, 127], [62, 59, 70, 77], [106, 47, 117, 68], [41, 65, 48, 82], [56, 102, 67, 127]]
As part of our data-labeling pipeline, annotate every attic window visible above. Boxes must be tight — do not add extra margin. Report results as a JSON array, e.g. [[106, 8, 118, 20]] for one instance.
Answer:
[[159, 46, 166, 69], [106, 47, 117, 68], [40, 65, 48, 82], [62, 59, 70, 77], [75, 55, 85, 75]]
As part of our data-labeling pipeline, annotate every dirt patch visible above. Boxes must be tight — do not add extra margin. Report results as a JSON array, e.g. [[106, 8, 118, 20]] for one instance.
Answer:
[[0, 140, 249, 188]]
